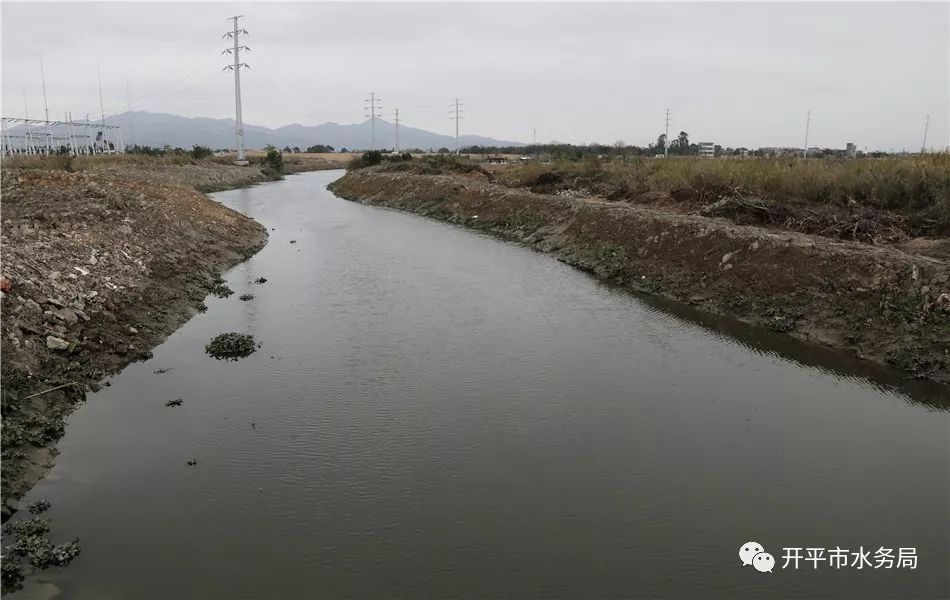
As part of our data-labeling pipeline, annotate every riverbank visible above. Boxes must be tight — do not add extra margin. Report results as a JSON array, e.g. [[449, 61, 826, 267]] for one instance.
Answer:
[[0, 157, 329, 511], [329, 169, 950, 384], [2, 152, 349, 193]]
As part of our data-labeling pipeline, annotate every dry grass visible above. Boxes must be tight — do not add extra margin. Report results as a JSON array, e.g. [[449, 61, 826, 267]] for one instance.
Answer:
[[496, 155, 950, 236]]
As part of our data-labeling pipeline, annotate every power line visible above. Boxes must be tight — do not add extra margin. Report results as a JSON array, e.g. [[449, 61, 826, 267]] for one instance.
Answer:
[[135, 39, 223, 100], [450, 98, 464, 155], [364, 92, 382, 150], [223, 15, 250, 164], [78, 49, 221, 122]]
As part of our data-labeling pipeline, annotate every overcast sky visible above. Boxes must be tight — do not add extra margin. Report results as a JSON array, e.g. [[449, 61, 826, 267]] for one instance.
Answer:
[[2, 2, 947, 150]]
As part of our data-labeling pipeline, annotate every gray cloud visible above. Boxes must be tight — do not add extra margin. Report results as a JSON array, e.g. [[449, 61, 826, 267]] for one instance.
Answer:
[[3, 2, 946, 150]]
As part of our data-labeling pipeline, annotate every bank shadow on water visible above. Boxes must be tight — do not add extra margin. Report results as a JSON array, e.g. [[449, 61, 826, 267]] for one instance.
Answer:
[[621, 293, 949, 410]]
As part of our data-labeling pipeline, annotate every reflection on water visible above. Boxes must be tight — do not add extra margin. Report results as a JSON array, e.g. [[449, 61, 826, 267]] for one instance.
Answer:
[[15, 171, 949, 600], [634, 293, 950, 410]]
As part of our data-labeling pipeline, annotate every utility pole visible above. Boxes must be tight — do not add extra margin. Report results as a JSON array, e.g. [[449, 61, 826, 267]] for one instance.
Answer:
[[126, 76, 135, 148], [40, 53, 50, 154], [97, 67, 107, 153], [533, 128, 536, 146], [450, 98, 464, 155], [802, 110, 811, 159], [224, 15, 250, 165], [664, 108, 671, 158], [394, 108, 400, 153], [22, 86, 34, 155], [921, 114, 930, 155], [363, 92, 382, 150], [66, 112, 77, 155]]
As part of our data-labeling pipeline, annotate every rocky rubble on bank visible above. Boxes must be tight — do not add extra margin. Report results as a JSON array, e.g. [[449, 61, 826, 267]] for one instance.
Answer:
[[0, 167, 268, 505]]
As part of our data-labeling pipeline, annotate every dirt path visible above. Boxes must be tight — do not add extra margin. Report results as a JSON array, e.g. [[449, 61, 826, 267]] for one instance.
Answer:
[[329, 170, 950, 385], [0, 159, 330, 514]]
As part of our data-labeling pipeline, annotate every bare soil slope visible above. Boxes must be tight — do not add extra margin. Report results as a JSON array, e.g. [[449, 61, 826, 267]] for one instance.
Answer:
[[1, 168, 267, 509]]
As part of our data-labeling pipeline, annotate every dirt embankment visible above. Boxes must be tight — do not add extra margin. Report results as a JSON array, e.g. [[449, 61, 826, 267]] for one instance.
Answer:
[[330, 170, 950, 384], [0, 160, 289, 512], [4, 152, 347, 195]]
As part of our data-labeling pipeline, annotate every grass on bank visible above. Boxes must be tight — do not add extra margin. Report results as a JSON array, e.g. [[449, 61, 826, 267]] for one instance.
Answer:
[[365, 153, 949, 238], [501, 154, 949, 215]]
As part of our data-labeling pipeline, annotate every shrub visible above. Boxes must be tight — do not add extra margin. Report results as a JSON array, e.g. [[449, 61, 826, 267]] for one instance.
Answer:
[[347, 150, 384, 170], [190, 145, 213, 160], [262, 149, 284, 178]]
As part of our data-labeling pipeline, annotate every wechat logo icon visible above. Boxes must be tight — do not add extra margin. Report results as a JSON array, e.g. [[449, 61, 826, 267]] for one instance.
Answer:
[[740, 541, 775, 573]]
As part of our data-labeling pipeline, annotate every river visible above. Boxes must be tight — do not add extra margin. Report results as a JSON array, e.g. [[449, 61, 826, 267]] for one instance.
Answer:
[[15, 170, 949, 599]]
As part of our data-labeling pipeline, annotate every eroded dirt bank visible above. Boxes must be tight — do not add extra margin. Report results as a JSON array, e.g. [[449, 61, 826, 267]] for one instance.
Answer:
[[0, 162, 284, 511], [330, 170, 950, 384]]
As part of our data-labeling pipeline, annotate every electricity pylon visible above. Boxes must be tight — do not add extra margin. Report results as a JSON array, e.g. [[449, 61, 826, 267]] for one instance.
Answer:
[[364, 92, 382, 150], [450, 98, 464, 155], [223, 15, 250, 164]]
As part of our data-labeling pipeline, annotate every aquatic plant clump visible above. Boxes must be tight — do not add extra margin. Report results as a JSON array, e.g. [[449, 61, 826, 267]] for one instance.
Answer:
[[1, 506, 81, 594], [27, 500, 51, 515], [209, 274, 234, 298], [209, 282, 234, 298], [11, 535, 81, 569], [2, 518, 50, 539], [205, 333, 258, 360], [1, 559, 24, 593]]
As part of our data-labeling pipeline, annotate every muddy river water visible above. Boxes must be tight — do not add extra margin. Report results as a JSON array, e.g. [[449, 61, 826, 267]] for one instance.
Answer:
[[17, 170, 949, 599]]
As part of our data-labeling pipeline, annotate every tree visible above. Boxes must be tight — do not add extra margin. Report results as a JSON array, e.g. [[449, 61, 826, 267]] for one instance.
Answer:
[[292, 146, 301, 153], [675, 131, 689, 155], [656, 134, 667, 153]]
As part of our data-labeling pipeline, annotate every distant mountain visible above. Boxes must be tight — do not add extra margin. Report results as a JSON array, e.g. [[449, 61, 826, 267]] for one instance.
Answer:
[[34, 111, 524, 151]]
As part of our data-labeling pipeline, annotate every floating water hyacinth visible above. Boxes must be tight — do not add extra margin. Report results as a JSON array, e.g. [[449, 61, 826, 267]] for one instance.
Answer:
[[205, 333, 258, 360]]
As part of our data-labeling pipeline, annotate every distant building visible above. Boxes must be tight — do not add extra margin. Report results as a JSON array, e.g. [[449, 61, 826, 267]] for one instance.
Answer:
[[698, 142, 715, 157], [846, 142, 857, 158]]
